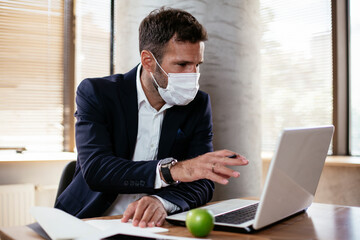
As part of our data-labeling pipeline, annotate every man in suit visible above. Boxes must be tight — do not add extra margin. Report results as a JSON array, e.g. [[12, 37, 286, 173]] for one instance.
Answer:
[[55, 7, 248, 228]]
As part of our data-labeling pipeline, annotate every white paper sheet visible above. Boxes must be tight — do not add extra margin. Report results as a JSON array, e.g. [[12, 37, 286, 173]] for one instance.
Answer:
[[30, 207, 102, 240], [30, 207, 207, 240]]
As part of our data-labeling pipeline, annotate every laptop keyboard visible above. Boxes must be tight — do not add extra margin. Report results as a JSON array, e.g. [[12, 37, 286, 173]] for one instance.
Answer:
[[215, 203, 259, 225]]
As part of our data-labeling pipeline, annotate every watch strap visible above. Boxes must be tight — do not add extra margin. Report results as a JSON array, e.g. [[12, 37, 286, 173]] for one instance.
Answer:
[[160, 158, 178, 185]]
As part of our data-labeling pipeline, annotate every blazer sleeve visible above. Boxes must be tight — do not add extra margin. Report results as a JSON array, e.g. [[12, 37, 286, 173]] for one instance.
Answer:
[[74, 78, 159, 194], [155, 93, 215, 212]]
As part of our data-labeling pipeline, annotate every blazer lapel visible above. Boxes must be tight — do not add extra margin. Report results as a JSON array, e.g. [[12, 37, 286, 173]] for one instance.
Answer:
[[117, 66, 138, 159], [158, 106, 188, 159]]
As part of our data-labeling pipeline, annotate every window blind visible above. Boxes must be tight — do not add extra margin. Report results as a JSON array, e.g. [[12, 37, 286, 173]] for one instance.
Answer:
[[260, 0, 333, 152], [0, 0, 64, 151], [75, 0, 110, 87]]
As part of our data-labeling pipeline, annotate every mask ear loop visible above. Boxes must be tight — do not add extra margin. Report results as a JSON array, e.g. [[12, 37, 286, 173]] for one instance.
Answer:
[[150, 72, 161, 89], [149, 52, 169, 77]]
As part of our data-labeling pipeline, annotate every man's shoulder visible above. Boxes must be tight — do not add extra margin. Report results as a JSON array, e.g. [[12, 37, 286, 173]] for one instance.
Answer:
[[80, 74, 123, 88], [196, 89, 209, 98], [77, 66, 138, 92], [192, 89, 210, 105]]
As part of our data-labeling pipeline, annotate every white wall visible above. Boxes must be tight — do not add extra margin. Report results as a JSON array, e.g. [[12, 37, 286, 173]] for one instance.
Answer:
[[0, 153, 74, 207]]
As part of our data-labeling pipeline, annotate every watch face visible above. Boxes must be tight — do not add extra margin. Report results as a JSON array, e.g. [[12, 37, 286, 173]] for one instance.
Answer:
[[162, 163, 171, 168], [160, 158, 177, 184], [162, 158, 174, 165]]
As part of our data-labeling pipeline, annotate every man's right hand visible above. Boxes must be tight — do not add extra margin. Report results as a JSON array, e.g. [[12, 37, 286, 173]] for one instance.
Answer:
[[170, 149, 249, 185]]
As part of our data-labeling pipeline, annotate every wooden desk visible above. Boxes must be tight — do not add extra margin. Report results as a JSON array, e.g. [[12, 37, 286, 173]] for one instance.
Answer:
[[1, 202, 359, 240]]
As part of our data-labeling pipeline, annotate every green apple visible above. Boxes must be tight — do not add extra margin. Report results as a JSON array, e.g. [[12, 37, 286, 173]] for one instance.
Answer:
[[185, 208, 214, 237]]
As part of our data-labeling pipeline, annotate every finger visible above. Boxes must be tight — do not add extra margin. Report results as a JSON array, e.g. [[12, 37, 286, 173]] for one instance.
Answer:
[[121, 202, 137, 223], [212, 163, 240, 178], [132, 200, 148, 227], [216, 150, 249, 164], [154, 212, 167, 227], [210, 149, 236, 158], [146, 207, 163, 227], [217, 155, 249, 166], [139, 204, 158, 228], [206, 150, 248, 165], [217, 172, 233, 179], [232, 154, 249, 164], [206, 170, 230, 185], [135, 196, 162, 228]]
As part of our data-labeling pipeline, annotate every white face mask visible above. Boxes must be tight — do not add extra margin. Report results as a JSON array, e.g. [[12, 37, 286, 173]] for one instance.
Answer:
[[149, 52, 200, 106]]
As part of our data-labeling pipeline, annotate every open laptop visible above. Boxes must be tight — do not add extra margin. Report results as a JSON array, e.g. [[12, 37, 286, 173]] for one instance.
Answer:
[[166, 125, 334, 233]]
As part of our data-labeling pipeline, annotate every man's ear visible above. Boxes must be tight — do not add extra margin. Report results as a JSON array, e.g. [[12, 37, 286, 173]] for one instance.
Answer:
[[141, 50, 156, 73]]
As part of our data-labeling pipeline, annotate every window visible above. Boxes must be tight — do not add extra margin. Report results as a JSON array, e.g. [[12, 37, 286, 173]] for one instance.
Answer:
[[75, 0, 111, 87], [0, 0, 111, 152], [260, 0, 333, 152], [0, 0, 64, 151], [349, 0, 360, 155]]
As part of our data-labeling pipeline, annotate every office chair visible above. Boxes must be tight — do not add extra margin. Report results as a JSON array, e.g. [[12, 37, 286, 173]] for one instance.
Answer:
[[54, 160, 76, 206]]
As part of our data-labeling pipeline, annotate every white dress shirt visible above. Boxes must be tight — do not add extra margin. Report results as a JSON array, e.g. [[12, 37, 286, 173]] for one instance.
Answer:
[[104, 64, 180, 216]]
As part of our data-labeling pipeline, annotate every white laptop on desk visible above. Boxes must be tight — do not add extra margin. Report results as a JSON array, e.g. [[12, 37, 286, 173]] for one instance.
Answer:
[[166, 125, 334, 233]]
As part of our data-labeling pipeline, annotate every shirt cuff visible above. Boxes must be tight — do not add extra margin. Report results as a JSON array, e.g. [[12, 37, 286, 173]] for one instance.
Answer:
[[154, 161, 170, 189], [152, 195, 180, 213]]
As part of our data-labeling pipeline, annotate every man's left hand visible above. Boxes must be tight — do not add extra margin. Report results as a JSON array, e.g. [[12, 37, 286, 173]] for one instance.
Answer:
[[121, 196, 167, 227]]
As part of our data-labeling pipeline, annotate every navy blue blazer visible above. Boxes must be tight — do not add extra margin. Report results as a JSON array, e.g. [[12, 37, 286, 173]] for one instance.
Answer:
[[55, 65, 215, 218]]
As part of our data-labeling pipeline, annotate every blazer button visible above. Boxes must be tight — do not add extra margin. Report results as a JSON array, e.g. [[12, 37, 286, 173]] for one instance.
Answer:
[[123, 180, 129, 186], [140, 180, 145, 187]]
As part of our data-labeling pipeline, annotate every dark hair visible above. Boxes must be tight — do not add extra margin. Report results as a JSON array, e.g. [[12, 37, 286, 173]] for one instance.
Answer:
[[139, 7, 208, 63]]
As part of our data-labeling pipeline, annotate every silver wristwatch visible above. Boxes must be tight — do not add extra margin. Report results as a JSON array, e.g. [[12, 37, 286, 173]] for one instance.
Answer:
[[159, 158, 179, 185]]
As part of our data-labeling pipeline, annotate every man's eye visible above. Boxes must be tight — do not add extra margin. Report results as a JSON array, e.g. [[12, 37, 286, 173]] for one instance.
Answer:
[[178, 63, 186, 67]]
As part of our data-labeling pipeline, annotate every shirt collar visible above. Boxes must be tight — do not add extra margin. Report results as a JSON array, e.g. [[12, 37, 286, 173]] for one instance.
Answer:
[[136, 64, 146, 108]]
